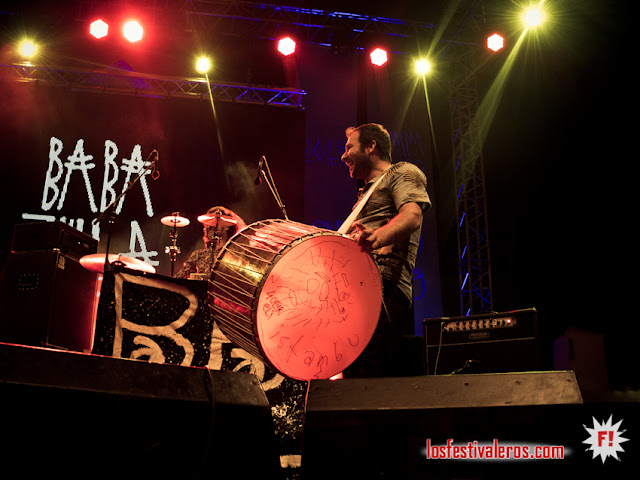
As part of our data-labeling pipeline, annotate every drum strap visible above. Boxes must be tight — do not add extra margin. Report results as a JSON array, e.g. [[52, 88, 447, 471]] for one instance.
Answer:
[[337, 167, 390, 234]]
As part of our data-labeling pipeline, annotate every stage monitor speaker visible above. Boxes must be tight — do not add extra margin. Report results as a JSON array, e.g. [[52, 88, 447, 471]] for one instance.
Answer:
[[423, 308, 540, 375], [301, 372, 605, 480], [0, 342, 280, 479], [0, 249, 97, 352]]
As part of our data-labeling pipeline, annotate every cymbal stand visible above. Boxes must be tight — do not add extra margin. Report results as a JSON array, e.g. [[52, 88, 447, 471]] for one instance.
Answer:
[[94, 150, 158, 273], [258, 155, 289, 220], [164, 212, 182, 277]]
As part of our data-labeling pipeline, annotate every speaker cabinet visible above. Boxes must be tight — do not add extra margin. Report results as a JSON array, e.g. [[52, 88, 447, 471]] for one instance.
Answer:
[[0, 250, 97, 352], [554, 326, 610, 401], [300, 372, 612, 479], [0, 342, 280, 479]]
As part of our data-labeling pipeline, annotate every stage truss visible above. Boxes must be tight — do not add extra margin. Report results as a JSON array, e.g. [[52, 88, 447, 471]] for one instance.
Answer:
[[445, 0, 494, 315], [180, 0, 434, 53], [0, 63, 305, 108]]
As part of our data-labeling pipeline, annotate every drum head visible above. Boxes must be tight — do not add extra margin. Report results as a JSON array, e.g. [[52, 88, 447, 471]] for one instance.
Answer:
[[255, 234, 381, 380]]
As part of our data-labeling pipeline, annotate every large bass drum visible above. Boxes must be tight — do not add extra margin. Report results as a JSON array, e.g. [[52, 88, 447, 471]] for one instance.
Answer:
[[208, 219, 381, 381]]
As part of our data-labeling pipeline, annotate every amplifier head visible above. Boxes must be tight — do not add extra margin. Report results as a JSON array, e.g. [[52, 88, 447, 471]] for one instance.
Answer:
[[422, 308, 540, 375], [12, 220, 98, 260]]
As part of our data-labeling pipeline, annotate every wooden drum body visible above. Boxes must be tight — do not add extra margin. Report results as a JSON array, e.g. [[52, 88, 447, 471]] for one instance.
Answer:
[[208, 219, 382, 380]]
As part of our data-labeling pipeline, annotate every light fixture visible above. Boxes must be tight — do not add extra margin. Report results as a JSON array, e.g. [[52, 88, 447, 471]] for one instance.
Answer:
[[524, 8, 544, 27], [369, 47, 388, 66], [486, 33, 505, 52], [89, 19, 109, 39], [122, 20, 143, 43], [195, 57, 212, 74], [18, 40, 37, 59], [414, 58, 431, 75], [277, 36, 296, 56]]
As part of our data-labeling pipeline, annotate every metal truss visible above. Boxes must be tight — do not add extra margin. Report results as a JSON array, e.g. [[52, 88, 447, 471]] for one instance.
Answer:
[[180, 0, 434, 53], [446, 1, 494, 315], [0, 63, 305, 108]]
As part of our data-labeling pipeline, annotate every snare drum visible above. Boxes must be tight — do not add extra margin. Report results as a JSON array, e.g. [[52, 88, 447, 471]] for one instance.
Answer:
[[208, 219, 382, 381]]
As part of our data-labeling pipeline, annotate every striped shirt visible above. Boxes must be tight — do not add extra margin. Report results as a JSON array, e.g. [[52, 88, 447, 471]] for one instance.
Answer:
[[353, 162, 431, 302]]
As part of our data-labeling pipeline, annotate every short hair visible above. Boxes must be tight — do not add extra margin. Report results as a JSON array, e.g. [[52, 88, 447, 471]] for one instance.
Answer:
[[346, 123, 392, 162]]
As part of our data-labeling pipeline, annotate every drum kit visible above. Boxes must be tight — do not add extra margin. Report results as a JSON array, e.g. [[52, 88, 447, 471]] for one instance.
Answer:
[[79, 211, 239, 277], [79, 253, 156, 274]]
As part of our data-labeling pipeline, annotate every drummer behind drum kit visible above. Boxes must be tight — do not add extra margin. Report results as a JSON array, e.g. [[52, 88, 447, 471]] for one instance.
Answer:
[[79, 210, 239, 275]]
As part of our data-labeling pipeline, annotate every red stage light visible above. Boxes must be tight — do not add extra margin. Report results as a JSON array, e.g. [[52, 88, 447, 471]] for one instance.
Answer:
[[277, 36, 296, 56], [486, 33, 505, 52], [369, 48, 388, 66], [123, 20, 144, 43], [89, 19, 109, 39]]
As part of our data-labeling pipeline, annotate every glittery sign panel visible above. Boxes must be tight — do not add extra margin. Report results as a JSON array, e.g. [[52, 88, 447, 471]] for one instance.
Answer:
[[93, 270, 213, 366]]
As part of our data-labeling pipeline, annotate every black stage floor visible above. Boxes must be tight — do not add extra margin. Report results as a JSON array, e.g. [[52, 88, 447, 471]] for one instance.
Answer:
[[1, 342, 638, 480]]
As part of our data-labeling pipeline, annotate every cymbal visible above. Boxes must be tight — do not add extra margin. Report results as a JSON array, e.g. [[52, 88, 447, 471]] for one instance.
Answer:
[[197, 213, 237, 228], [79, 254, 156, 274], [161, 214, 190, 227]]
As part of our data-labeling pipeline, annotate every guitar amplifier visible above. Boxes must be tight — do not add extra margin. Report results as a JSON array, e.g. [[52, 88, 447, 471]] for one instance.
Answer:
[[422, 308, 540, 375], [11, 220, 97, 261]]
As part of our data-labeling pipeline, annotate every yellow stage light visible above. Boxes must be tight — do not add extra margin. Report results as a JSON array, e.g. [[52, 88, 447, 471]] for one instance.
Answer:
[[524, 8, 544, 27], [18, 40, 37, 59], [415, 59, 431, 75], [196, 57, 212, 74]]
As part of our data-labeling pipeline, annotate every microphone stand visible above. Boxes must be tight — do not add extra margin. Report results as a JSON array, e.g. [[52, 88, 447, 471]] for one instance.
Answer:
[[258, 155, 289, 220], [93, 150, 158, 273]]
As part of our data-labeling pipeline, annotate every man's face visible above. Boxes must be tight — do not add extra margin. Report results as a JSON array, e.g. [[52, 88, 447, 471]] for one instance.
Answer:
[[341, 130, 370, 180]]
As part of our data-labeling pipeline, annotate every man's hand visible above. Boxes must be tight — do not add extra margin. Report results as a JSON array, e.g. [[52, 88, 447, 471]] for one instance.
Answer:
[[350, 202, 423, 252], [352, 222, 380, 252]]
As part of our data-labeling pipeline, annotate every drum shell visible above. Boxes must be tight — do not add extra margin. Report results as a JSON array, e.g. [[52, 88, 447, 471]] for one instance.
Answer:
[[208, 219, 382, 380], [209, 221, 300, 360]]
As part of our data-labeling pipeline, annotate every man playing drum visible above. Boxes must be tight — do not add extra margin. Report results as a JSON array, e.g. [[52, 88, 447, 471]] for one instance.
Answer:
[[340, 123, 432, 378]]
